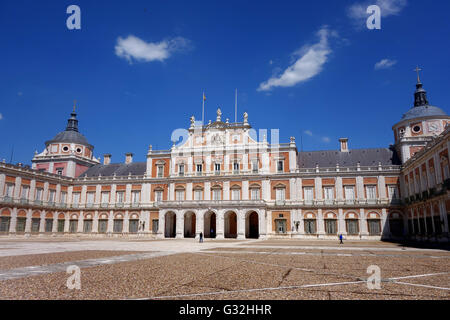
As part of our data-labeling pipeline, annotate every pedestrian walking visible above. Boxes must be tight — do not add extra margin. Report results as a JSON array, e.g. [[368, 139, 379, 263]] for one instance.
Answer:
[[199, 232, 203, 243], [339, 234, 344, 244]]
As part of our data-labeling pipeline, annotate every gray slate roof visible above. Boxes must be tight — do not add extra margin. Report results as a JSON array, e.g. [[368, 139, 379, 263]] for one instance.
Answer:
[[401, 105, 447, 121], [298, 148, 401, 168], [80, 162, 147, 177], [46, 130, 92, 147]]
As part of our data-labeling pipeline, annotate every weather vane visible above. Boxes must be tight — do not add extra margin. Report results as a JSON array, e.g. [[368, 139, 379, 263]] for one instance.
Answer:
[[73, 99, 77, 113]]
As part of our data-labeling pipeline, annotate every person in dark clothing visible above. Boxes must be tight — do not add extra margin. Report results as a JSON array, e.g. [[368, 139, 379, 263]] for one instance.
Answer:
[[339, 234, 344, 244], [199, 232, 203, 243]]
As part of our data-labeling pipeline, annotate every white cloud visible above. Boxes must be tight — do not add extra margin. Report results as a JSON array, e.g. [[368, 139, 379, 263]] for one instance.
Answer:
[[0, 113, 3, 120], [348, 0, 407, 22], [304, 130, 313, 136], [322, 137, 331, 143], [375, 58, 397, 70], [17, 92, 23, 96], [115, 35, 191, 63], [257, 27, 334, 92]]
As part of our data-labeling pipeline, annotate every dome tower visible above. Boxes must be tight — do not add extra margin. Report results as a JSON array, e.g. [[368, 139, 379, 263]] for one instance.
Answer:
[[31, 103, 100, 177], [392, 68, 449, 164]]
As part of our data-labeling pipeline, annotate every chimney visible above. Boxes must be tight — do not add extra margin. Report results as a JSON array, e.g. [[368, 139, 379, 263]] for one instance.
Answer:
[[125, 153, 133, 164], [103, 154, 111, 165], [339, 138, 349, 152]]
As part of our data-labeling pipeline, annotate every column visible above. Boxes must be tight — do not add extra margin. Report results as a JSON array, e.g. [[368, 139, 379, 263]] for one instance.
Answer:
[[52, 212, 58, 234], [39, 210, 46, 234], [360, 209, 368, 237], [9, 207, 17, 234], [317, 209, 325, 236], [216, 210, 224, 239], [237, 209, 245, 239], [195, 210, 204, 239], [24, 209, 32, 234], [242, 180, 249, 201], [338, 208, 346, 235], [107, 210, 113, 234], [381, 208, 389, 239], [176, 211, 184, 238], [157, 210, 166, 239], [123, 210, 129, 234], [78, 211, 84, 233], [259, 209, 266, 239]]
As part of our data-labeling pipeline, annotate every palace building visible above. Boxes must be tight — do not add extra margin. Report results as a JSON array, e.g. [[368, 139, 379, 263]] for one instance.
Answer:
[[0, 75, 449, 241]]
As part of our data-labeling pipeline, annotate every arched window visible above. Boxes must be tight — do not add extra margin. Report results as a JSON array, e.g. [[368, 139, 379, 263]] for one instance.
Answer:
[[324, 212, 337, 235], [367, 212, 381, 235], [345, 212, 359, 235], [304, 212, 316, 234]]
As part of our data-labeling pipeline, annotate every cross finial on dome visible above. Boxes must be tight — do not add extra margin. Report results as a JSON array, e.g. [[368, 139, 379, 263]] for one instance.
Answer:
[[414, 66, 422, 83]]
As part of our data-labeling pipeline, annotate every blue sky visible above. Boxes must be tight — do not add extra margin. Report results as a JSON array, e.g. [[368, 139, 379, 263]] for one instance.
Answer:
[[0, 0, 449, 165]]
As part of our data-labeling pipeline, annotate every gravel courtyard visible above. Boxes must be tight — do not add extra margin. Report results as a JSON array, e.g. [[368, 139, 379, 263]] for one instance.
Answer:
[[0, 238, 448, 300]]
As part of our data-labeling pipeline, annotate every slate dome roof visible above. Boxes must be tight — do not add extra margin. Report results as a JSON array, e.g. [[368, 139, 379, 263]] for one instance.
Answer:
[[401, 105, 447, 121], [45, 110, 93, 148]]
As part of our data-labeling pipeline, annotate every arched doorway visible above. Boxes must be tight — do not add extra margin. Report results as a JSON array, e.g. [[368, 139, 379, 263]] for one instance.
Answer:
[[389, 212, 404, 237], [246, 211, 259, 239], [224, 211, 237, 238], [204, 211, 216, 238], [164, 211, 176, 238], [184, 212, 196, 238]]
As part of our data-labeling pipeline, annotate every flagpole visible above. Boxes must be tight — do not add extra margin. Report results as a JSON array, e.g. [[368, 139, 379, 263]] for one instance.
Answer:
[[202, 90, 205, 125], [235, 88, 237, 123]]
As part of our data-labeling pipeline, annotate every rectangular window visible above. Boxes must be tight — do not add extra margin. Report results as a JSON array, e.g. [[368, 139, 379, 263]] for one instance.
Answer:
[[233, 162, 239, 173], [366, 186, 377, 200], [35, 188, 43, 201], [132, 191, 140, 203], [152, 219, 159, 234], [344, 186, 355, 200], [5, 184, 14, 197], [250, 188, 260, 200], [56, 168, 63, 175], [215, 163, 221, 173], [388, 185, 399, 199], [60, 192, 67, 204], [72, 192, 80, 205], [304, 187, 314, 201], [86, 192, 95, 204], [155, 191, 163, 202], [252, 159, 258, 173], [196, 164, 203, 173], [48, 190, 55, 203], [176, 189, 185, 201], [231, 189, 240, 201], [324, 187, 334, 200], [276, 188, 286, 201], [277, 160, 284, 173], [157, 165, 164, 178], [194, 190, 203, 201], [116, 191, 124, 203], [21, 186, 29, 199], [101, 192, 109, 204], [212, 189, 221, 201], [179, 164, 185, 176]]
